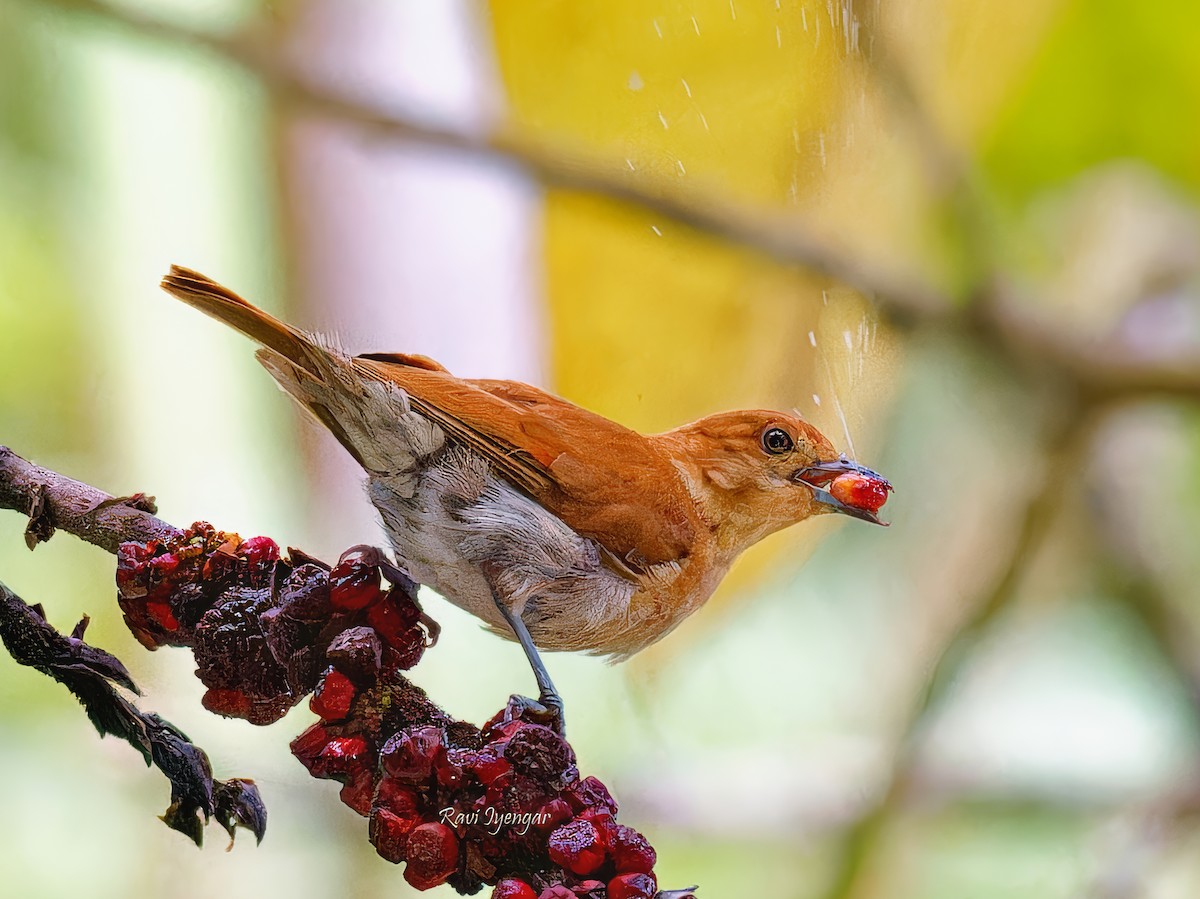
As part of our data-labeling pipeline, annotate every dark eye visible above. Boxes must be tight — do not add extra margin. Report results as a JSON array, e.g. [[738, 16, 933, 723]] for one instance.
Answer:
[[761, 427, 794, 455]]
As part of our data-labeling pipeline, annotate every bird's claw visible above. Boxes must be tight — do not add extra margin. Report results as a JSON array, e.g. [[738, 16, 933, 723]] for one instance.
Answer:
[[506, 691, 566, 737]]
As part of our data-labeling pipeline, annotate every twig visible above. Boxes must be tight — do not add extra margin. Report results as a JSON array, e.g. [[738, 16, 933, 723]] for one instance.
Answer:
[[0, 446, 179, 552], [0, 576, 267, 845]]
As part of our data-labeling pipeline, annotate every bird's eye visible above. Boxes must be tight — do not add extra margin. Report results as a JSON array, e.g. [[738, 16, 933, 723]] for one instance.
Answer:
[[761, 427, 794, 455]]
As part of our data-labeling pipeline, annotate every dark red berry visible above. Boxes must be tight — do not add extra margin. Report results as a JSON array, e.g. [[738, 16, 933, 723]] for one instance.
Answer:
[[371, 808, 418, 863], [493, 879, 538, 899], [375, 778, 423, 817], [339, 767, 376, 816], [547, 819, 606, 875], [238, 535, 280, 566], [325, 626, 383, 682], [534, 798, 573, 832], [468, 743, 513, 786], [367, 598, 424, 653], [403, 822, 459, 890], [310, 668, 357, 721], [290, 723, 331, 770], [607, 873, 657, 899], [145, 600, 179, 632], [609, 824, 656, 874], [505, 724, 576, 782], [380, 725, 443, 784], [202, 688, 251, 719], [329, 553, 382, 611], [565, 776, 618, 815]]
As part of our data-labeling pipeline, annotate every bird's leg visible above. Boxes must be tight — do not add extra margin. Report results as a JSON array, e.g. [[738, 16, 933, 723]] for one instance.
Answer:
[[491, 593, 565, 736], [340, 544, 440, 647]]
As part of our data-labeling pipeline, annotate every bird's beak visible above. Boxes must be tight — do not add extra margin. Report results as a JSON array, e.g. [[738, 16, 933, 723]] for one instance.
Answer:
[[793, 455, 892, 526]]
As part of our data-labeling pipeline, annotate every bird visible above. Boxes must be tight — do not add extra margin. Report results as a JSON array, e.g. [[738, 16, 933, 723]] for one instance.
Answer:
[[160, 265, 891, 731]]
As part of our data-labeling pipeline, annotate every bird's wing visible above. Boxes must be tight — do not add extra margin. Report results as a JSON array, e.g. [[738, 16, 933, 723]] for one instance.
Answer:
[[353, 357, 698, 572]]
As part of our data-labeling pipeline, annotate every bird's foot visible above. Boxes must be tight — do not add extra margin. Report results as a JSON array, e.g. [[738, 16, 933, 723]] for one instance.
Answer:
[[506, 690, 566, 737]]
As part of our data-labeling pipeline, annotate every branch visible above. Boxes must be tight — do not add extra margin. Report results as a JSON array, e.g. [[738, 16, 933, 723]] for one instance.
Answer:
[[0, 445, 695, 898], [0, 576, 266, 845]]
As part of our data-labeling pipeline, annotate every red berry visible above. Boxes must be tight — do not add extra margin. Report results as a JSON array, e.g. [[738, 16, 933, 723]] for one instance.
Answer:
[[306, 735, 370, 778], [339, 767, 376, 816], [145, 600, 179, 632], [493, 879, 538, 899], [608, 873, 657, 899], [468, 743, 513, 786], [329, 552, 383, 611], [404, 822, 459, 890], [547, 819, 606, 875], [565, 777, 618, 815], [290, 723, 331, 769], [371, 808, 418, 863], [238, 535, 280, 566], [534, 798, 573, 832], [202, 688, 251, 719], [829, 472, 891, 513], [609, 824, 656, 874], [310, 668, 357, 721], [381, 725, 443, 784], [367, 598, 424, 653]]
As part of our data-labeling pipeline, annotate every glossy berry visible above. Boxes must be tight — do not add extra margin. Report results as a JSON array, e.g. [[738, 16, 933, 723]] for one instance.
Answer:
[[610, 824, 656, 874], [310, 668, 357, 721], [608, 873, 657, 899], [329, 553, 383, 611], [238, 535, 280, 566], [547, 819, 606, 875], [381, 725, 443, 784], [829, 472, 891, 513], [403, 822, 459, 890], [492, 879, 538, 899], [565, 776, 618, 815]]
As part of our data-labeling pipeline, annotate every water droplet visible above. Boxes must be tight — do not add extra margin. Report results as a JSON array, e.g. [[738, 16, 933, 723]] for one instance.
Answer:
[[808, 331, 817, 347], [651, 225, 663, 236], [676, 160, 687, 176], [657, 111, 670, 129], [628, 70, 644, 91], [812, 394, 822, 406], [626, 158, 636, 171]]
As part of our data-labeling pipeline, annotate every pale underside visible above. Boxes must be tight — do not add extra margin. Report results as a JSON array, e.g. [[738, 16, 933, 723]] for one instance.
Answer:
[[257, 342, 725, 661]]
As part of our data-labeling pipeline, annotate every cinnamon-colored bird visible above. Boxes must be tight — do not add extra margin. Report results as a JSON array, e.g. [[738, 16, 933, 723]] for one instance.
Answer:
[[160, 266, 890, 730]]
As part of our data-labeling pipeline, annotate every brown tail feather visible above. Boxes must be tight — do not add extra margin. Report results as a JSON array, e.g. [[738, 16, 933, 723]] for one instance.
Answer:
[[159, 266, 319, 376]]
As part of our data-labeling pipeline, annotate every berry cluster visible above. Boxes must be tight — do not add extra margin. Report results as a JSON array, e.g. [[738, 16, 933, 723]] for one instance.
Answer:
[[115, 523, 428, 725], [115, 524, 691, 898]]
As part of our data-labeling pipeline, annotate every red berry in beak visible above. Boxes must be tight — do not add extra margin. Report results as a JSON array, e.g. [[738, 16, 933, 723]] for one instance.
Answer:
[[237, 535, 280, 566], [829, 471, 891, 513]]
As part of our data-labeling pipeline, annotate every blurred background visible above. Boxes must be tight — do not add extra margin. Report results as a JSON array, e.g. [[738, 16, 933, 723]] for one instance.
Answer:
[[2, 1, 1199, 897]]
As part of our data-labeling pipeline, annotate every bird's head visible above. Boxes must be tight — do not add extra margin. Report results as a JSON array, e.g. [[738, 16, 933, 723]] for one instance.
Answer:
[[664, 410, 891, 555]]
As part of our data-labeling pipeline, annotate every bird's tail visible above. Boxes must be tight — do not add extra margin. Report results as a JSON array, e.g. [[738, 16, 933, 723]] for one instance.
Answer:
[[159, 265, 381, 469]]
